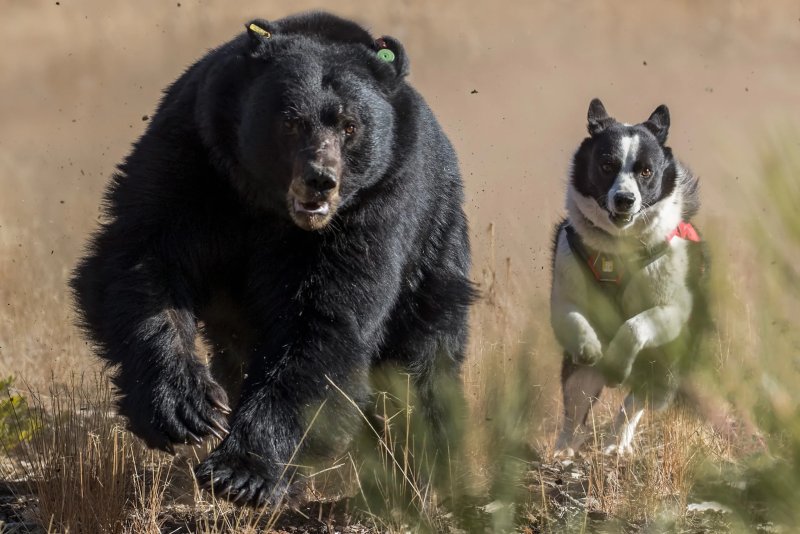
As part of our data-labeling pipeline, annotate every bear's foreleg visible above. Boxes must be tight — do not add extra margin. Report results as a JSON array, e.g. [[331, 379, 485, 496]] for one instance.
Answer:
[[72, 244, 230, 452]]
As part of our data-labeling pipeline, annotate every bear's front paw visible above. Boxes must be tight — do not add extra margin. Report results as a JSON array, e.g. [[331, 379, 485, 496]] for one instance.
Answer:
[[573, 337, 603, 365], [195, 442, 303, 508], [119, 358, 231, 452]]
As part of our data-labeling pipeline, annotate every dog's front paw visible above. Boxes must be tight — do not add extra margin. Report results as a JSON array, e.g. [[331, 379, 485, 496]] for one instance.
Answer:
[[602, 359, 632, 387], [602, 325, 640, 386], [573, 337, 603, 365], [195, 440, 302, 508], [118, 358, 231, 452]]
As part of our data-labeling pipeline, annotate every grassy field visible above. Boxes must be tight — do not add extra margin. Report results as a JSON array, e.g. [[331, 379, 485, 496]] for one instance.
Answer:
[[1, 1, 800, 532]]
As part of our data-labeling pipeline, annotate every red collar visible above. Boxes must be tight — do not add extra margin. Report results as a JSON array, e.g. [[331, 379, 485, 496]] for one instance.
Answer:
[[666, 221, 701, 243]]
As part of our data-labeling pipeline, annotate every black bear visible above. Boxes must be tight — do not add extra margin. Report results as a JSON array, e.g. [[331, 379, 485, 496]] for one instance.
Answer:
[[71, 12, 475, 506]]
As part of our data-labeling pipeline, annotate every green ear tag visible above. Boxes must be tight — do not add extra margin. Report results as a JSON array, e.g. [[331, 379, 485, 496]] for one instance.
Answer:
[[377, 48, 395, 63]]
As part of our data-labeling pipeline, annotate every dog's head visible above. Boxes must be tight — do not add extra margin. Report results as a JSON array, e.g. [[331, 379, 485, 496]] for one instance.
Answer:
[[570, 98, 677, 233]]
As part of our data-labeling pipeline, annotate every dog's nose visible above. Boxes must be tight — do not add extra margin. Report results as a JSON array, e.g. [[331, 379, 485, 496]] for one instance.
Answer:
[[613, 192, 636, 211], [303, 166, 338, 193]]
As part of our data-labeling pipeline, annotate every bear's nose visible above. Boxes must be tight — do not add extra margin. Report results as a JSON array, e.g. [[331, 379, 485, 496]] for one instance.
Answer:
[[613, 191, 636, 211], [303, 165, 338, 193]]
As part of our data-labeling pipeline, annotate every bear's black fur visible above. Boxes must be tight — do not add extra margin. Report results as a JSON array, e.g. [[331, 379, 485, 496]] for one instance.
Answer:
[[71, 11, 475, 507]]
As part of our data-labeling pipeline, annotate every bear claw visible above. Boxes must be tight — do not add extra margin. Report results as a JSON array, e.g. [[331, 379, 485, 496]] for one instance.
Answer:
[[195, 447, 296, 508]]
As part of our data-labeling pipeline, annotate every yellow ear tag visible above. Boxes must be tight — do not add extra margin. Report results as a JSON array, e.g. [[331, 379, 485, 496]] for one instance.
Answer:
[[248, 23, 271, 38]]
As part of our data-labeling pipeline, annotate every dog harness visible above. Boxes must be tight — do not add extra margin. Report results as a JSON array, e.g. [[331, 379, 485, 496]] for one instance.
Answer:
[[565, 221, 701, 298]]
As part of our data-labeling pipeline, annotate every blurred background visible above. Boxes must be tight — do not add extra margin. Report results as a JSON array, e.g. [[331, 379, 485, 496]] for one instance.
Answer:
[[1, 0, 798, 383]]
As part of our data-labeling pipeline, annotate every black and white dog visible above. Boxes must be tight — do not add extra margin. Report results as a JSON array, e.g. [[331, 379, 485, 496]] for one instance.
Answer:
[[550, 99, 708, 455]]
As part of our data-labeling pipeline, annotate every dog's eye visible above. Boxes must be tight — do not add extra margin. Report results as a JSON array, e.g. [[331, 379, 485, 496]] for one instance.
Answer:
[[343, 123, 357, 137], [641, 167, 653, 178], [600, 162, 614, 174]]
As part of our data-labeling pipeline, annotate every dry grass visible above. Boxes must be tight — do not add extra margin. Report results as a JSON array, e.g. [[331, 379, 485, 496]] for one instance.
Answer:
[[15, 377, 183, 533], [0, 227, 788, 532], [2, 240, 748, 533]]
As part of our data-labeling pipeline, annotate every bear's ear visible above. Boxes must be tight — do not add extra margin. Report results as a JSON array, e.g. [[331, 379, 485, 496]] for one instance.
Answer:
[[587, 98, 614, 136], [245, 19, 274, 57], [373, 36, 410, 82], [643, 104, 670, 144]]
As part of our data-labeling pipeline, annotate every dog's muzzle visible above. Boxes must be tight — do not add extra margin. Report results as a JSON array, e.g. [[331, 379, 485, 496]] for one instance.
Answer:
[[609, 191, 637, 226]]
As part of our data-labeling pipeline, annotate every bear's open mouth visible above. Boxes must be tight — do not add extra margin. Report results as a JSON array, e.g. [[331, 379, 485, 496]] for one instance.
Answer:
[[287, 190, 339, 231], [287, 178, 340, 231], [293, 199, 330, 215]]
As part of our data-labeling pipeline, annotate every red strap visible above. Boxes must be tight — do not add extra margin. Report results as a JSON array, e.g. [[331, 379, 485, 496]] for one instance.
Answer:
[[667, 221, 700, 243]]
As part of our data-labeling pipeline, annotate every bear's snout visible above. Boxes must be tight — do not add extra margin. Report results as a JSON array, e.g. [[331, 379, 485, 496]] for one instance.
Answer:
[[286, 131, 344, 231], [303, 162, 338, 194]]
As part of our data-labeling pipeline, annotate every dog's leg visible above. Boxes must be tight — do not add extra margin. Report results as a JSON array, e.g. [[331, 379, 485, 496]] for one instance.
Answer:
[[603, 302, 691, 386], [605, 382, 677, 455], [556, 357, 605, 456], [604, 393, 646, 455]]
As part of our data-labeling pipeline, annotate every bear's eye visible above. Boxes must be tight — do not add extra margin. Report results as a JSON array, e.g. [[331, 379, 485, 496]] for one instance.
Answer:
[[282, 118, 299, 134], [640, 167, 652, 178], [344, 123, 357, 137]]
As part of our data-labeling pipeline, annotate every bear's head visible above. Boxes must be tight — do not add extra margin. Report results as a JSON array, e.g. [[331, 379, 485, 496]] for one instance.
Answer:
[[197, 12, 410, 231]]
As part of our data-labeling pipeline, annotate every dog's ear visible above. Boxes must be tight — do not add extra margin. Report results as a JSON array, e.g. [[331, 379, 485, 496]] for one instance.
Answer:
[[587, 98, 614, 136], [644, 104, 670, 144]]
